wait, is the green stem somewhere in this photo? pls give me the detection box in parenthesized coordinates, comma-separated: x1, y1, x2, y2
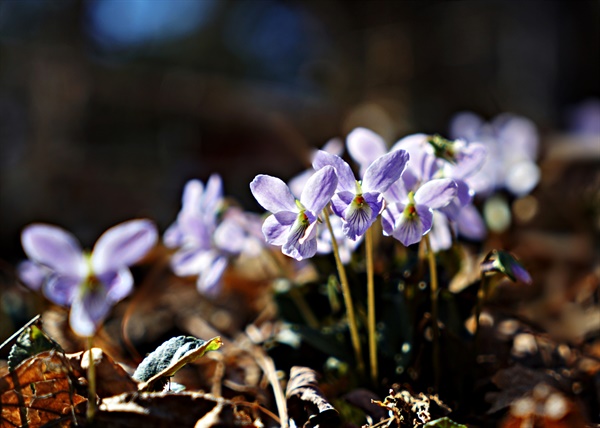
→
(322, 208, 364, 376)
(424, 234, 440, 391)
(366, 227, 377, 385)
(86, 336, 96, 422)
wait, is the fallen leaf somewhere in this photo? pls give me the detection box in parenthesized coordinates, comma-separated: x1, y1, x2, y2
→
(285, 366, 339, 428)
(0, 350, 86, 428)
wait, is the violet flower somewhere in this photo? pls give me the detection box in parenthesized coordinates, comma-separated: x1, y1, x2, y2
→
(20, 220, 158, 336)
(250, 166, 338, 261)
(382, 177, 458, 246)
(313, 149, 409, 240)
(164, 175, 232, 295)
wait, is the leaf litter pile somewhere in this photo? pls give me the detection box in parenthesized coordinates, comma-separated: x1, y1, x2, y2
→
(1, 131, 599, 428)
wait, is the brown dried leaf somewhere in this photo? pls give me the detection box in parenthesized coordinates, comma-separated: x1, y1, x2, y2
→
(285, 366, 338, 428)
(67, 348, 138, 398)
(0, 350, 86, 428)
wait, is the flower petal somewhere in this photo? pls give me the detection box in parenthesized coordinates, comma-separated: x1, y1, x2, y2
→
(21, 224, 86, 277)
(282, 217, 318, 260)
(392, 216, 423, 246)
(17, 261, 47, 291)
(171, 247, 206, 277)
(342, 193, 382, 240)
(262, 214, 293, 246)
(92, 219, 158, 274)
(347, 128, 387, 174)
(214, 218, 246, 254)
(300, 165, 338, 213)
(203, 174, 224, 212)
(428, 211, 453, 253)
(69, 287, 111, 337)
(312, 150, 356, 192)
(414, 178, 457, 209)
(250, 175, 297, 213)
(43, 274, 80, 306)
(330, 192, 353, 217)
(452, 143, 487, 179)
(181, 179, 204, 215)
(362, 149, 409, 193)
(381, 203, 403, 236)
(457, 204, 487, 240)
(98, 268, 134, 303)
(197, 254, 228, 296)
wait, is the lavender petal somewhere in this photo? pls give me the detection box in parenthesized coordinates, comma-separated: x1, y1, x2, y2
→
(347, 128, 387, 174)
(250, 175, 297, 213)
(69, 286, 111, 337)
(313, 150, 356, 192)
(43, 274, 81, 306)
(414, 178, 457, 209)
(98, 268, 134, 303)
(362, 149, 409, 193)
(92, 219, 158, 274)
(21, 224, 86, 277)
(300, 165, 338, 214)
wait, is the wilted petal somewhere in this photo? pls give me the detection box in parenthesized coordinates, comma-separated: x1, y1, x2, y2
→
(362, 150, 409, 193)
(300, 166, 338, 213)
(69, 286, 111, 337)
(92, 219, 158, 274)
(21, 224, 86, 277)
(250, 175, 297, 213)
(98, 268, 134, 303)
(414, 178, 457, 209)
(17, 261, 47, 291)
(347, 128, 387, 173)
(197, 254, 228, 296)
(43, 274, 80, 306)
(263, 214, 293, 246)
(313, 150, 356, 192)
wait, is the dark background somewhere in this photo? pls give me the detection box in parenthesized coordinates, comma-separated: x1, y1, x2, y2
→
(1, 0, 598, 263)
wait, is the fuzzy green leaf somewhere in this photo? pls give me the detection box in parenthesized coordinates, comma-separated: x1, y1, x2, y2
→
(133, 336, 222, 391)
(423, 417, 467, 428)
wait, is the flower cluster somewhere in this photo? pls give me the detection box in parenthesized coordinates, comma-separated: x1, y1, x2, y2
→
(250, 127, 488, 259)
(164, 175, 265, 295)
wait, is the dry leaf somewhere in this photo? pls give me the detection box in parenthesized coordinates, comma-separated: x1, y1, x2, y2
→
(285, 366, 338, 428)
(0, 350, 86, 428)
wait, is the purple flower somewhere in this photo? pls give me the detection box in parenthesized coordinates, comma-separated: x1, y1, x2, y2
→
(250, 166, 338, 261)
(449, 112, 540, 197)
(313, 149, 409, 240)
(165, 176, 234, 295)
(382, 178, 458, 246)
(20, 220, 158, 336)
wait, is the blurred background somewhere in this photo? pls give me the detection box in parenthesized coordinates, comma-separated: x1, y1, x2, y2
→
(0, 0, 598, 262)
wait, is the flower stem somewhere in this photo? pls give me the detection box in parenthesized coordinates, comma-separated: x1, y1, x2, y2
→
(366, 227, 378, 385)
(424, 234, 440, 391)
(322, 208, 364, 376)
(86, 336, 96, 422)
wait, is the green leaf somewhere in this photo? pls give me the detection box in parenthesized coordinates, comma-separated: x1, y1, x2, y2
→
(8, 325, 60, 371)
(423, 417, 467, 428)
(133, 336, 222, 391)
